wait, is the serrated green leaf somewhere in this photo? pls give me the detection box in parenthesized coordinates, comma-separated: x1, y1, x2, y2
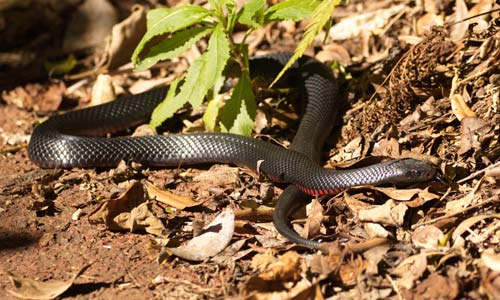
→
(270, 0, 340, 87)
(202, 76, 226, 131)
(132, 5, 211, 65)
(135, 26, 213, 71)
(174, 23, 230, 108)
(264, 0, 320, 22)
(219, 72, 255, 136)
(238, 0, 265, 28)
(149, 79, 181, 129)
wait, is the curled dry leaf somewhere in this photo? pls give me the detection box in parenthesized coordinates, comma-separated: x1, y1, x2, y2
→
(371, 186, 439, 202)
(364, 222, 390, 239)
(104, 4, 147, 69)
(403, 272, 460, 300)
(458, 117, 493, 156)
(481, 249, 500, 272)
(411, 225, 446, 250)
(193, 164, 240, 185)
(89, 181, 167, 236)
(243, 251, 303, 296)
(302, 198, 324, 239)
(146, 183, 202, 210)
(449, 0, 469, 41)
(5, 265, 89, 300)
(452, 213, 500, 244)
(90, 74, 115, 106)
(168, 208, 234, 261)
(358, 200, 407, 227)
(451, 94, 476, 121)
(392, 253, 427, 289)
(62, 0, 118, 52)
(363, 244, 391, 275)
(328, 4, 405, 40)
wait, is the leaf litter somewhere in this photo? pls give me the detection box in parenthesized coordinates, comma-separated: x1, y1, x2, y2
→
(0, 1, 499, 299)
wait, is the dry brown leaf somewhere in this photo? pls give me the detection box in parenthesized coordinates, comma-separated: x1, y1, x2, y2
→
(259, 251, 301, 282)
(89, 181, 145, 229)
(372, 138, 400, 158)
(450, 0, 469, 41)
(89, 181, 167, 236)
(193, 164, 240, 185)
(104, 4, 147, 69)
(90, 74, 115, 106)
(146, 183, 201, 210)
(482, 249, 500, 272)
(458, 117, 493, 155)
(358, 200, 407, 227)
(328, 4, 405, 40)
(451, 94, 476, 121)
(243, 251, 303, 297)
(416, 12, 444, 35)
(337, 256, 367, 286)
(302, 199, 324, 239)
(452, 213, 500, 243)
(411, 225, 446, 250)
(364, 223, 389, 239)
(393, 253, 427, 289)
(371, 186, 439, 202)
(167, 208, 234, 261)
(482, 272, 500, 300)
(62, 0, 118, 52)
(403, 272, 460, 300)
(363, 245, 391, 275)
(5, 265, 89, 300)
(343, 192, 372, 214)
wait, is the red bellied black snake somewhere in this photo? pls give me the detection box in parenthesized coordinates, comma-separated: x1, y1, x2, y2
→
(28, 53, 436, 248)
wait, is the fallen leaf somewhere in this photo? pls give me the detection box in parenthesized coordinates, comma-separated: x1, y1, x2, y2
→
(146, 183, 202, 210)
(371, 186, 439, 202)
(358, 200, 407, 227)
(90, 74, 115, 106)
(104, 4, 147, 69)
(243, 251, 302, 296)
(451, 94, 476, 121)
(458, 117, 493, 155)
(482, 249, 500, 272)
(193, 164, 240, 185)
(416, 12, 444, 35)
(411, 225, 446, 250)
(5, 265, 89, 300)
(364, 222, 389, 239)
(449, 0, 469, 41)
(363, 244, 391, 275)
(392, 253, 427, 289)
(168, 208, 234, 261)
(303, 198, 324, 239)
(328, 4, 405, 40)
(402, 272, 460, 300)
(452, 213, 500, 243)
(62, 0, 119, 52)
(89, 181, 167, 236)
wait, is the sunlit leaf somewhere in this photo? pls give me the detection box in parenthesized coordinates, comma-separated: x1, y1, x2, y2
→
(220, 71, 255, 136)
(132, 5, 211, 65)
(135, 26, 213, 71)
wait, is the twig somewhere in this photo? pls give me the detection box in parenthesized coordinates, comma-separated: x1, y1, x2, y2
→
(457, 161, 500, 184)
(411, 195, 500, 229)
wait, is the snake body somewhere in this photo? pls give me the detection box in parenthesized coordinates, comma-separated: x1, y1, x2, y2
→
(28, 53, 435, 248)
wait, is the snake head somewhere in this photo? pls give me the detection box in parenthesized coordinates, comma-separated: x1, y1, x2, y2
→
(395, 158, 437, 182)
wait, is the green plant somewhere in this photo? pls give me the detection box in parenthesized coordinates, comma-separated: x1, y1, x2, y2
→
(132, 0, 341, 136)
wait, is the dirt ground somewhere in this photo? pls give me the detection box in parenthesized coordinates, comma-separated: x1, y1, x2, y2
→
(1, 1, 499, 299)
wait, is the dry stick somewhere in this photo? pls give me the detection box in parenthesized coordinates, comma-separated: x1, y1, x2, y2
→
(456, 160, 500, 184)
(411, 195, 500, 229)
